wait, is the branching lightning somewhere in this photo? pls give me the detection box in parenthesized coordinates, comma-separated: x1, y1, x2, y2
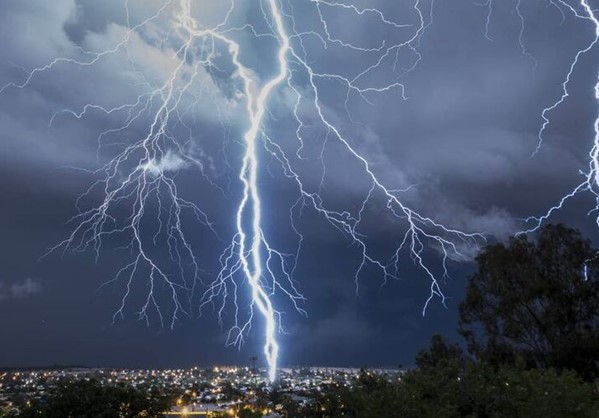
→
(4, 0, 597, 383)
(195, 0, 483, 381)
(522, 0, 599, 233)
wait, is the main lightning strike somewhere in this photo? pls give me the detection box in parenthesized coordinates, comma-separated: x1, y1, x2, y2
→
(205, 0, 484, 381)
(223, 0, 291, 382)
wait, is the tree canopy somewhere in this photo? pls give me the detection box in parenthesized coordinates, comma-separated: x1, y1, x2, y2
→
(458, 224, 599, 380)
(294, 363, 598, 418)
(17, 380, 171, 418)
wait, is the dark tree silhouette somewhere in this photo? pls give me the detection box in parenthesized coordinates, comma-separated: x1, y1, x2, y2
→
(18, 379, 172, 418)
(415, 334, 466, 370)
(459, 224, 599, 380)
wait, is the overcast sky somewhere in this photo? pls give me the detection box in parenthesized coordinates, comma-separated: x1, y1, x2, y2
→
(0, 0, 598, 370)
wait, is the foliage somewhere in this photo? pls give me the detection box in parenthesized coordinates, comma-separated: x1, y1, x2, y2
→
(237, 407, 262, 418)
(282, 225, 599, 417)
(400, 360, 598, 418)
(459, 224, 599, 380)
(289, 363, 598, 418)
(415, 334, 467, 370)
(17, 379, 172, 418)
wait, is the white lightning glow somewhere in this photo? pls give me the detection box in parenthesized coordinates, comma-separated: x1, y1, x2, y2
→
(228, 0, 290, 382)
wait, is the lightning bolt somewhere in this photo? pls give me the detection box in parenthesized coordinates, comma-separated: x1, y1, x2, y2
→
(200, 0, 483, 382)
(220, 0, 291, 382)
(522, 0, 599, 233)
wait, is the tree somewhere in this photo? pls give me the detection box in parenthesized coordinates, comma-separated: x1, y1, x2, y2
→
(297, 370, 405, 418)
(237, 407, 262, 418)
(397, 360, 598, 418)
(295, 361, 598, 418)
(459, 224, 599, 380)
(415, 334, 467, 370)
(19, 379, 172, 418)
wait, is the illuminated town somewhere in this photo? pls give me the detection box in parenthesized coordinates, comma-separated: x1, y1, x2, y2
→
(0, 366, 401, 417)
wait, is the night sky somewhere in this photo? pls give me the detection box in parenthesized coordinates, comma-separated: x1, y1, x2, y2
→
(0, 0, 598, 371)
